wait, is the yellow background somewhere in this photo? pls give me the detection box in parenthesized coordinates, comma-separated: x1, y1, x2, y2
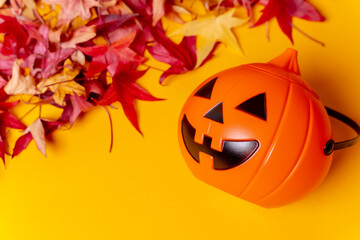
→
(1, 1, 360, 239)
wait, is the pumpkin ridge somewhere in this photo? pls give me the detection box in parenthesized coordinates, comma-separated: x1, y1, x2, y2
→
(254, 86, 313, 204)
(239, 79, 292, 197)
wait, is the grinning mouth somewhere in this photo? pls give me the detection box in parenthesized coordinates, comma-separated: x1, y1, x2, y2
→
(181, 115, 259, 170)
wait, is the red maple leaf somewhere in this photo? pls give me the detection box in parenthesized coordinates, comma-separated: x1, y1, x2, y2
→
(69, 93, 94, 126)
(97, 68, 162, 133)
(12, 132, 32, 158)
(253, 0, 325, 42)
(0, 49, 16, 76)
(0, 15, 35, 76)
(23, 24, 75, 79)
(86, 14, 137, 35)
(147, 33, 196, 83)
(0, 101, 26, 161)
(147, 24, 218, 83)
(77, 30, 145, 77)
(0, 15, 29, 57)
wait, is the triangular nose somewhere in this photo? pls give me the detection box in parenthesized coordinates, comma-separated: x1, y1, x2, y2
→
(204, 102, 223, 123)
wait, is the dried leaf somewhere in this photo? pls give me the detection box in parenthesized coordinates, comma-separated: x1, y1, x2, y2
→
(14, 118, 46, 157)
(71, 50, 86, 65)
(153, 0, 165, 26)
(37, 59, 85, 106)
(61, 25, 96, 49)
(4, 59, 37, 95)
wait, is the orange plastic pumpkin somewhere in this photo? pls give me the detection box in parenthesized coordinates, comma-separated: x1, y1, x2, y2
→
(178, 49, 335, 208)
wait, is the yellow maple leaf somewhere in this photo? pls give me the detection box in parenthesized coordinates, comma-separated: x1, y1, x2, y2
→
(172, 9, 247, 67)
(37, 59, 85, 106)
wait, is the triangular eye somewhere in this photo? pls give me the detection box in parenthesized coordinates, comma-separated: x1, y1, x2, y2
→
(194, 77, 217, 99)
(236, 93, 267, 121)
(204, 102, 224, 124)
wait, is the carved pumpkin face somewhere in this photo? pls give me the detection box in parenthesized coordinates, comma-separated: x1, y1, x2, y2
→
(178, 49, 333, 208)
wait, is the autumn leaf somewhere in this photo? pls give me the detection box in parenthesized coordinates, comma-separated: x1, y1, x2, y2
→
(71, 50, 86, 65)
(17, 118, 46, 157)
(61, 25, 97, 49)
(148, 35, 197, 83)
(22, 24, 76, 79)
(242, 0, 258, 20)
(77, 30, 145, 77)
(9, 0, 37, 19)
(24, 48, 75, 79)
(122, 0, 187, 25)
(0, 76, 6, 88)
(36, 2, 62, 28)
(37, 59, 86, 106)
(69, 93, 94, 126)
(12, 119, 61, 157)
(0, 15, 29, 57)
(97, 68, 162, 133)
(43, 0, 100, 25)
(253, 0, 325, 42)
(0, 50, 16, 76)
(86, 14, 137, 34)
(4, 59, 37, 95)
(172, 9, 246, 67)
(121, 0, 151, 21)
(12, 132, 32, 158)
(12, 118, 52, 157)
(152, 0, 165, 26)
(0, 100, 26, 161)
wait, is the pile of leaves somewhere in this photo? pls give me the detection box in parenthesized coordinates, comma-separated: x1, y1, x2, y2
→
(0, 0, 325, 162)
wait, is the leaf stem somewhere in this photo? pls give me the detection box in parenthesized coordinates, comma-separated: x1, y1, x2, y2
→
(18, 104, 39, 121)
(291, 23, 325, 47)
(43, 79, 79, 87)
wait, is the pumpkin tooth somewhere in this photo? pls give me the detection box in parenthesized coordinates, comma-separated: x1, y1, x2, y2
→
(194, 130, 204, 144)
(211, 137, 223, 152)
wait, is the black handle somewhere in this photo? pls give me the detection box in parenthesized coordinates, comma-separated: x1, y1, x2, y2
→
(325, 107, 360, 153)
